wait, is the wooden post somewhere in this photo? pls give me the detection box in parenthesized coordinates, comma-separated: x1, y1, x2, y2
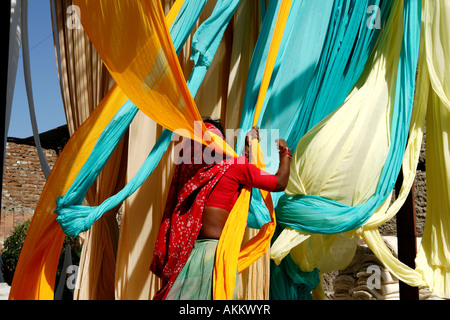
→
(395, 171, 419, 300)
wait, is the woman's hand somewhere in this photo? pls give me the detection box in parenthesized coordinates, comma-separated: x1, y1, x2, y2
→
(246, 126, 260, 145)
(275, 138, 288, 150)
(273, 138, 291, 192)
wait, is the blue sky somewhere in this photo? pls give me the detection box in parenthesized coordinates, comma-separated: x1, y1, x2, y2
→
(9, 0, 67, 138)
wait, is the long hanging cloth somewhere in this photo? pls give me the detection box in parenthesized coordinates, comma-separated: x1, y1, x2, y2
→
(54, 0, 217, 238)
(21, 0, 51, 178)
(270, 0, 424, 298)
(413, 0, 450, 299)
(272, 0, 414, 238)
(238, 0, 392, 230)
(9, 84, 129, 300)
(225, 0, 392, 299)
(71, 0, 286, 300)
(238, 0, 392, 299)
(55, 0, 241, 243)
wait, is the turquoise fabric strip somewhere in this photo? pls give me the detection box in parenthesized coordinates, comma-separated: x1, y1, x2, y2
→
(169, 0, 207, 55)
(187, 0, 241, 96)
(238, 0, 333, 228)
(275, 0, 421, 235)
(284, 0, 393, 147)
(55, 114, 171, 237)
(270, 0, 421, 300)
(55, 0, 242, 238)
(270, 243, 320, 300)
(245, 0, 390, 229)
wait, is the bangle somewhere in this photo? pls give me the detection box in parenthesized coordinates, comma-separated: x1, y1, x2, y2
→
(279, 146, 291, 154)
(279, 147, 292, 160)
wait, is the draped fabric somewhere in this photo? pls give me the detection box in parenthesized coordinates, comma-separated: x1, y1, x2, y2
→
(170, 0, 272, 300)
(9, 84, 129, 299)
(226, 0, 271, 300)
(222, 0, 396, 299)
(50, 1, 201, 298)
(50, 0, 199, 300)
(224, 0, 263, 132)
(12, 3, 180, 298)
(10, 0, 450, 301)
(414, 0, 450, 299)
(50, 0, 122, 300)
(50, 0, 115, 134)
(191, 0, 233, 122)
(9, 0, 269, 300)
(114, 0, 177, 300)
(3, 0, 20, 203)
(269, 0, 422, 299)
(115, 113, 173, 299)
(241, 0, 392, 230)
(214, 0, 293, 298)
(69, 0, 278, 300)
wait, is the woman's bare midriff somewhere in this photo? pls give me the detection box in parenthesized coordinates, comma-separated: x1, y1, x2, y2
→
(197, 206, 230, 239)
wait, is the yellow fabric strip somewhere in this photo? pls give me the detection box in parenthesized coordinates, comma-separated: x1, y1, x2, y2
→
(237, 0, 293, 271)
(165, 0, 185, 28)
(415, 0, 450, 298)
(237, 141, 276, 271)
(252, 0, 292, 126)
(213, 0, 292, 299)
(270, 0, 422, 290)
(357, 23, 428, 287)
(238, 0, 293, 269)
(361, 0, 450, 298)
(9, 85, 129, 299)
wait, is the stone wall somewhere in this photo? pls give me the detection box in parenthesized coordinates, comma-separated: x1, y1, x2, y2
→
(1, 139, 58, 248)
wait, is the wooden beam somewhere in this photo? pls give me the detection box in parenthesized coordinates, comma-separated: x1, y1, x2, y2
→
(395, 170, 419, 300)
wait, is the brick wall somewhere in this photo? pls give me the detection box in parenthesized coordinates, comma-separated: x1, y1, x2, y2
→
(1, 140, 58, 248)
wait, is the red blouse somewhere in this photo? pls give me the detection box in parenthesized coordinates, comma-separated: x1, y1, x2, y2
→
(205, 156, 278, 211)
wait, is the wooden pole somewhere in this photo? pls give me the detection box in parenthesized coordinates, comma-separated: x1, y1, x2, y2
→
(395, 170, 419, 300)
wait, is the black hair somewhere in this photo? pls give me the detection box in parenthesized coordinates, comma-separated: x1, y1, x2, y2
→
(203, 117, 225, 137)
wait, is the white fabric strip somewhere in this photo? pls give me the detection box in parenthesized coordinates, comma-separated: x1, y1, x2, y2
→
(21, 0, 51, 178)
(4, 0, 22, 172)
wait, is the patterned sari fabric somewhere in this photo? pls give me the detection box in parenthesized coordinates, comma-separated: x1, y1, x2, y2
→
(150, 123, 233, 300)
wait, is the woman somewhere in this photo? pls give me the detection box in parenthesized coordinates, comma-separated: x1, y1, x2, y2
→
(150, 120, 292, 300)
